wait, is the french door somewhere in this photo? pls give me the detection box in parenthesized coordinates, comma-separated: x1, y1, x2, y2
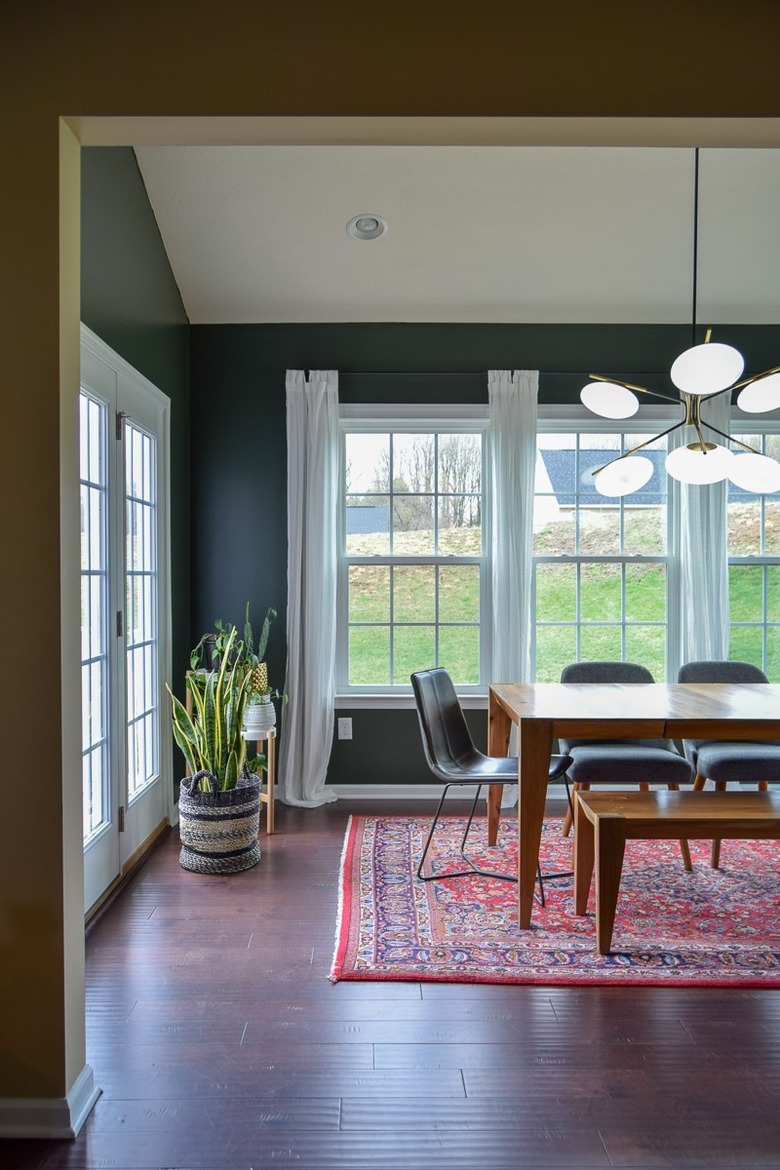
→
(80, 326, 171, 912)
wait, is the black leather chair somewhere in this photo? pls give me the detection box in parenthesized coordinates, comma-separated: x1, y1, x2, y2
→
(678, 659, 780, 866)
(411, 668, 573, 903)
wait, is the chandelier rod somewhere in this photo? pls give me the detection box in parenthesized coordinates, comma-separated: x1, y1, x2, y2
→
(591, 418, 688, 476)
(697, 421, 759, 454)
(587, 372, 682, 406)
(691, 147, 700, 348)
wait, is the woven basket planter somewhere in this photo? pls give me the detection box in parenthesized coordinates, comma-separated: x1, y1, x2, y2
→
(178, 770, 261, 874)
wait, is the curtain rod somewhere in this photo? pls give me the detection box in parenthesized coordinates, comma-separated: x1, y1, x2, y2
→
(340, 370, 666, 378)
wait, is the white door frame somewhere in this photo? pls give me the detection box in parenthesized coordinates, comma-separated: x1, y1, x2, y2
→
(80, 324, 173, 911)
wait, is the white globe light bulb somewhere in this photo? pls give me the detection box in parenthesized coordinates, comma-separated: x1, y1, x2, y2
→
(580, 382, 639, 419)
(737, 372, 780, 415)
(728, 452, 780, 494)
(665, 443, 733, 485)
(670, 342, 744, 396)
(593, 455, 654, 497)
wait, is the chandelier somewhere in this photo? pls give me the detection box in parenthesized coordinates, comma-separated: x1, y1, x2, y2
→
(581, 149, 780, 498)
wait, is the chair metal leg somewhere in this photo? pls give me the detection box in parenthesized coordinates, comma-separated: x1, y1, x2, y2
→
(417, 785, 483, 881)
(533, 781, 577, 907)
(417, 779, 574, 906)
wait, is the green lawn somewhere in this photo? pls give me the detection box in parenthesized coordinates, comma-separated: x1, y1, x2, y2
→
(346, 521, 779, 683)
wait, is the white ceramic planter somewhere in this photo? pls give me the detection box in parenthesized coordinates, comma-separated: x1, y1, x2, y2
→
(242, 698, 276, 738)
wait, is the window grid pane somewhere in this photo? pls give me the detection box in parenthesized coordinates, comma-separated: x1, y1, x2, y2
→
(124, 420, 160, 796)
(343, 429, 484, 687)
(80, 391, 110, 841)
(728, 433, 780, 680)
(534, 430, 669, 683)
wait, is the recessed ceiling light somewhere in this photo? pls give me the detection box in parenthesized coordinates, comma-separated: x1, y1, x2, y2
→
(346, 214, 388, 241)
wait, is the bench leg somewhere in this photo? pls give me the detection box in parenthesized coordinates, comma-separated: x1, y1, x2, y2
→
(573, 796, 595, 916)
(595, 816, 627, 956)
(563, 781, 588, 837)
(667, 784, 692, 871)
(711, 781, 727, 868)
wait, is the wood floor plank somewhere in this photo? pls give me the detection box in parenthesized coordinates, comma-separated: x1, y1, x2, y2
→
(5, 799, 780, 1170)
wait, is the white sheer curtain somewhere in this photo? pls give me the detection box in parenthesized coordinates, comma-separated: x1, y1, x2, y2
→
(489, 370, 539, 685)
(279, 370, 339, 807)
(670, 392, 731, 665)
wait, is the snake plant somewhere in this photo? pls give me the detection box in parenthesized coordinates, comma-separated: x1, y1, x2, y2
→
(167, 626, 251, 791)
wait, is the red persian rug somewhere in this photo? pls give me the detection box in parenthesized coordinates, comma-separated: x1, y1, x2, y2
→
(330, 814, 780, 987)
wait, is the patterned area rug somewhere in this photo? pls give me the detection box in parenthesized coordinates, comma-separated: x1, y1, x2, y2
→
(331, 814, 780, 987)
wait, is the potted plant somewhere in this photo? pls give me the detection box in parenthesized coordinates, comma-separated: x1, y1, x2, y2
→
(167, 625, 263, 874)
(241, 603, 285, 736)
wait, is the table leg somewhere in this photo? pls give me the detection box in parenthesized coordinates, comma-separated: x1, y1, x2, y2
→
(486, 785, 503, 846)
(595, 815, 626, 955)
(573, 796, 594, 916)
(517, 717, 553, 929)
(265, 731, 276, 835)
(487, 693, 512, 847)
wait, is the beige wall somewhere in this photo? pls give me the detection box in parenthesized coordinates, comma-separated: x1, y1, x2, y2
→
(2, 0, 780, 1109)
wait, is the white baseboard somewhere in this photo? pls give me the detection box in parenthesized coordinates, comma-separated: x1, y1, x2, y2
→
(330, 783, 451, 799)
(0, 1064, 101, 1138)
(329, 784, 570, 807)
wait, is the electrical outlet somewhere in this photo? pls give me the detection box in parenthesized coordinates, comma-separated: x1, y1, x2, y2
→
(337, 717, 353, 740)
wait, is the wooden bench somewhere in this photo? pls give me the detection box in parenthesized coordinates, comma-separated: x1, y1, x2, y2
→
(573, 789, 780, 955)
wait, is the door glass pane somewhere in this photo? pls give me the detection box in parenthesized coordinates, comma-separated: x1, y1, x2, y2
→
(80, 392, 109, 841)
(124, 420, 159, 799)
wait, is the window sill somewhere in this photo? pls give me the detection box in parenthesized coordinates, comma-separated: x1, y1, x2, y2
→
(334, 693, 488, 710)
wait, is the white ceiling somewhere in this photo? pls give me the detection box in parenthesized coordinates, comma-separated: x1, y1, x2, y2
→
(134, 145, 780, 326)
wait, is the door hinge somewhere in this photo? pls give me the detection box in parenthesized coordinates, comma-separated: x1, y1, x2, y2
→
(116, 610, 123, 637)
(118, 805, 125, 833)
(116, 410, 129, 440)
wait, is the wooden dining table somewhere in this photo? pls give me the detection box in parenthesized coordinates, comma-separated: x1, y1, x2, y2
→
(487, 681, 780, 929)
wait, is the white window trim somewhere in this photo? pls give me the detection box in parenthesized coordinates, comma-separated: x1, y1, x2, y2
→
(535, 405, 677, 679)
(337, 404, 491, 700)
(335, 401, 780, 704)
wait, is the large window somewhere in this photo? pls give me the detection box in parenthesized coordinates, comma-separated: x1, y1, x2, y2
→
(338, 419, 488, 692)
(728, 431, 780, 679)
(533, 428, 670, 682)
(338, 407, 780, 694)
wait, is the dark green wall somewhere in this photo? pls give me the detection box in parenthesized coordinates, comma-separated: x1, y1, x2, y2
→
(79, 144, 780, 790)
(81, 147, 191, 688)
(189, 321, 780, 786)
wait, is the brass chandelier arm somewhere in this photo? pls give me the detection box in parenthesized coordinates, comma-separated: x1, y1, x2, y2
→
(700, 421, 760, 455)
(691, 417, 708, 451)
(730, 364, 780, 393)
(588, 373, 682, 406)
(590, 419, 687, 477)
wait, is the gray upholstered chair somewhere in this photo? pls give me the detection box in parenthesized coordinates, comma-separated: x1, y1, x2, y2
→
(678, 659, 780, 866)
(559, 660, 694, 869)
(411, 667, 573, 904)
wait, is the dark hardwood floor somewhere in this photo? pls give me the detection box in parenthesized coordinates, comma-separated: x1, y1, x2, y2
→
(5, 798, 780, 1169)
